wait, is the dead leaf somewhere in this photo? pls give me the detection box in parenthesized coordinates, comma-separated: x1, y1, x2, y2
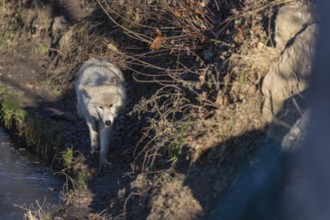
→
(173, 9, 181, 17)
(150, 28, 166, 50)
(107, 43, 119, 52)
(155, 28, 162, 36)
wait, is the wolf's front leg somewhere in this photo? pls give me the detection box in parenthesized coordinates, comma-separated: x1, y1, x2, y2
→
(99, 123, 113, 170)
(86, 119, 99, 156)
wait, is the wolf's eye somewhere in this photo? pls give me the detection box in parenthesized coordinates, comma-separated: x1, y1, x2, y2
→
(109, 104, 114, 107)
(98, 106, 104, 109)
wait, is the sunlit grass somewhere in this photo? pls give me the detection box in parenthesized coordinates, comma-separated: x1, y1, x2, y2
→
(36, 43, 48, 54)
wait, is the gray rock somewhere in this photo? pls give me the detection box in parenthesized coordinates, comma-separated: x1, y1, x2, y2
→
(262, 23, 318, 122)
(275, 4, 315, 52)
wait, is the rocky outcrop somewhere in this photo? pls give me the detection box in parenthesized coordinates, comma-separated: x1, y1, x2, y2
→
(262, 3, 317, 124)
(275, 4, 315, 52)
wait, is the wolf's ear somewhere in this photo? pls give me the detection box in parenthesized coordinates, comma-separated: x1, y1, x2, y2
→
(109, 78, 118, 85)
(84, 86, 93, 95)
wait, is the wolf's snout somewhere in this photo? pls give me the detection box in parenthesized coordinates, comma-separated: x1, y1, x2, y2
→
(105, 120, 111, 126)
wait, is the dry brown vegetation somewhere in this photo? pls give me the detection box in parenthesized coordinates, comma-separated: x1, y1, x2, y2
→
(94, 0, 293, 169)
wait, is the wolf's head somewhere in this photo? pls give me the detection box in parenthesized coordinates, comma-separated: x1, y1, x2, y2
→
(84, 80, 124, 127)
(95, 101, 117, 126)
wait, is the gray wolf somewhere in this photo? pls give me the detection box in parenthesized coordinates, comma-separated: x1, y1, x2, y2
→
(75, 58, 126, 170)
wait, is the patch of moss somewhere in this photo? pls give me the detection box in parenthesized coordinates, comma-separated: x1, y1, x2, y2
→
(76, 172, 89, 189)
(0, 83, 65, 162)
(62, 147, 74, 168)
(36, 43, 48, 54)
(0, 95, 27, 129)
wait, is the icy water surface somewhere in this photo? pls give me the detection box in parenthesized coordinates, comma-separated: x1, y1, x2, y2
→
(0, 128, 63, 219)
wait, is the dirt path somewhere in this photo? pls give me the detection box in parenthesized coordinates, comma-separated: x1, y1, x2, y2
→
(0, 44, 56, 107)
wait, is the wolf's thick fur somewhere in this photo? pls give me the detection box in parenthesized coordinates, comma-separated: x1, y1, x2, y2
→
(75, 58, 126, 169)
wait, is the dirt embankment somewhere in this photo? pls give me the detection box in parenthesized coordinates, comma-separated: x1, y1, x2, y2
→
(0, 0, 308, 219)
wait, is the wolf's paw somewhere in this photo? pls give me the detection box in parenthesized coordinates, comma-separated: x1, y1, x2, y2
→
(97, 159, 113, 174)
(90, 148, 99, 157)
(100, 159, 113, 169)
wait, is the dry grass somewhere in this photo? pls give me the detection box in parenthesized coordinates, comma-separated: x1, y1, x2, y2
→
(147, 173, 202, 220)
(94, 0, 293, 172)
(14, 199, 59, 220)
(96, 0, 240, 169)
